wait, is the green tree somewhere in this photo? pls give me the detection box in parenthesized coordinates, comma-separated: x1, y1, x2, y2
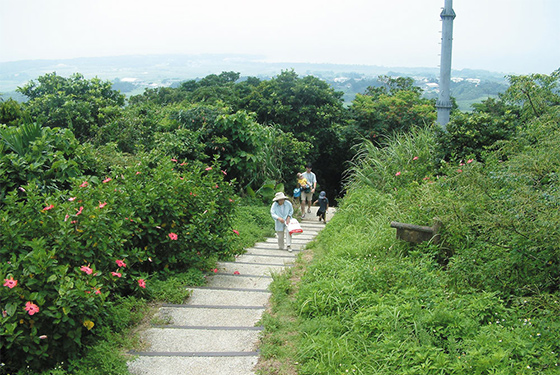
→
(0, 98, 24, 126)
(245, 70, 346, 199)
(17, 73, 125, 141)
(348, 89, 436, 147)
(502, 69, 560, 120)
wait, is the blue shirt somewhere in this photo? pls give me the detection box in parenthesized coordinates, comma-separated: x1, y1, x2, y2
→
(270, 200, 294, 231)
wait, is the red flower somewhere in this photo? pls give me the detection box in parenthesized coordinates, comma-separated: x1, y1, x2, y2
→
(233, 271, 240, 275)
(205, 167, 212, 171)
(43, 204, 55, 211)
(98, 202, 107, 209)
(467, 159, 474, 164)
(24, 301, 40, 316)
(395, 172, 401, 176)
(213, 268, 218, 273)
(111, 272, 122, 278)
(116, 259, 127, 268)
(138, 279, 146, 289)
(3, 277, 17, 289)
(233, 229, 239, 235)
(94, 288, 101, 295)
(136, 171, 141, 175)
(80, 266, 93, 275)
(413, 156, 419, 161)
(76, 206, 84, 216)
(168, 232, 178, 240)
(171, 158, 178, 162)
(222, 170, 227, 175)
(103, 177, 112, 183)
(79, 181, 89, 188)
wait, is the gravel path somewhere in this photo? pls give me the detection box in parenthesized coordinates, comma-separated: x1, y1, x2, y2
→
(127, 206, 332, 375)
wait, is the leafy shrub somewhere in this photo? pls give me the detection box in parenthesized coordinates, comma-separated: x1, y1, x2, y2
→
(0, 123, 103, 200)
(0, 153, 237, 371)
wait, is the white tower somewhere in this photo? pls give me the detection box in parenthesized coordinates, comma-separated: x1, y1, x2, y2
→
(436, 0, 456, 129)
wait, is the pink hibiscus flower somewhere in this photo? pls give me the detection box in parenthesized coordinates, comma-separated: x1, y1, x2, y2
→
(115, 259, 127, 268)
(111, 272, 122, 278)
(3, 277, 17, 289)
(98, 202, 107, 209)
(80, 266, 93, 275)
(43, 204, 54, 211)
(168, 232, 178, 240)
(24, 301, 40, 316)
(102, 177, 112, 183)
(233, 229, 239, 235)
(138, 279, 146, 289)
(79, 181, 89, 188)
(395, 171, 401, 176)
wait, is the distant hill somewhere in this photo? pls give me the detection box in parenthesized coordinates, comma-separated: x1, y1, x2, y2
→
(0, 54, 509, 110)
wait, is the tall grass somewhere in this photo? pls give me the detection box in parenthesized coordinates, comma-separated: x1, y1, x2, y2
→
(260, 120, 560, 374)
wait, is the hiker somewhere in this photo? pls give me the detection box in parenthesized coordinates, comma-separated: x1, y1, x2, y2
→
(270, 192, 294, 251)
(300, 163, 317, 218)
(313, 191, 329, 222)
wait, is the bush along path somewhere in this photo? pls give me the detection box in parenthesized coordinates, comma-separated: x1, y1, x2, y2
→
(127, 206, 329, 375)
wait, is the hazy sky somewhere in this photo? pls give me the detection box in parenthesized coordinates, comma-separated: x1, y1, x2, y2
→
(1, 0, 558, 74)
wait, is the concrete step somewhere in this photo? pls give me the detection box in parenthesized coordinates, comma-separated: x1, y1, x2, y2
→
(187, 288, 271, 307)
(215, 262, 289, 276)
(243, 247, 299, 257)
(263, 237, 315, 246)
(157, 306, 264, 327)
(128, 355, 258, 375)
(235, 254, 295, 265)
(204, 274, 273, 290)
(138, 327, 260, 353)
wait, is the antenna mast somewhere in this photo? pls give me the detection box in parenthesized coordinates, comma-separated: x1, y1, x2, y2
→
(436, 0, 456, 129)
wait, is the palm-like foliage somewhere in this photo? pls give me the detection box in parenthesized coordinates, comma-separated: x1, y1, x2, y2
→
(0, 121, 43, 156)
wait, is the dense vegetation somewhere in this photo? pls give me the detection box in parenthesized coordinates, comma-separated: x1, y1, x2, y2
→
(259, 69, 560, 374)
(1, 67, 558, 373)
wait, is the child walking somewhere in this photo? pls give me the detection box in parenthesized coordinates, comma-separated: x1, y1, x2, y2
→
(313, 191, 329, 223)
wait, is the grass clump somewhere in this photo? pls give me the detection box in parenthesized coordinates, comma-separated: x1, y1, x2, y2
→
(261, 122, 560, 374)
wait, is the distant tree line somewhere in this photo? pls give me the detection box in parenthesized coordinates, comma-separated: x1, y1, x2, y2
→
(2, 68, 558, 202)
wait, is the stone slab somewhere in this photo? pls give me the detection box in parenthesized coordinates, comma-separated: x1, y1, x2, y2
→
(139, 328, 260, 352)
(205, 274, 273, 290)
(235, 254, 295, 265)
(243, 248, 298, 257)
(187, 288, 271, 307)
(128, 355, 258, 375)
(157, 306, 264, 327)
(215, 262, 288, 276)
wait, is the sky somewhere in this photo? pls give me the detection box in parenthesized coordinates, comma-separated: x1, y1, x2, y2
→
(1, 0, 559, 74)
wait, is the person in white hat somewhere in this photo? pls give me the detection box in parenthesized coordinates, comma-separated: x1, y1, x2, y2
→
(270, 192, 294, 251)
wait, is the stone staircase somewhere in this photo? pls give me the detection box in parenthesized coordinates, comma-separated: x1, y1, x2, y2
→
(127, 207, 329, 375)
